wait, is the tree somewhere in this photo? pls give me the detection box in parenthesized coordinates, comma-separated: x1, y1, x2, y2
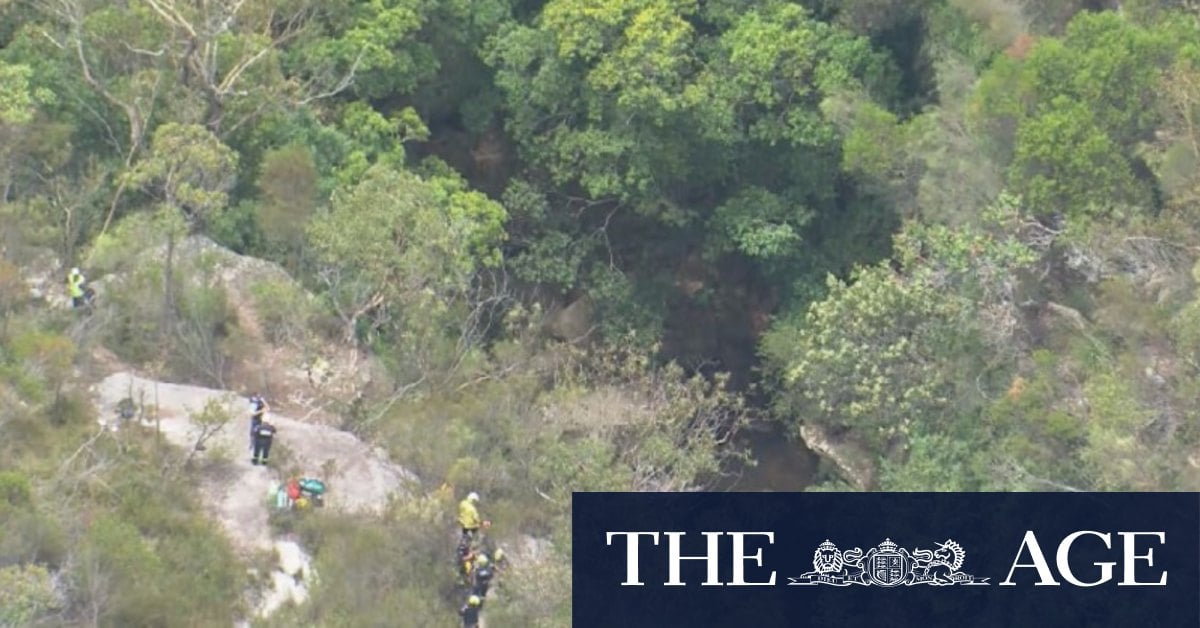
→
(763, 196, 1038, 452)
(487, 0, 895, 220)
(126, 123, 237, 333)
(256, 142, 319, 257)
(1009, 97, 1143, 216)
(127, 123, 238, 227)
(1148, 38, 1200, 213)
(970, 10, 1188, 216)
(306, 165, 507, 350)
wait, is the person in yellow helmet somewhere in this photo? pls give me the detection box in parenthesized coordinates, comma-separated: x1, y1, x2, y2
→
(492, 547, 509, 573)
(459, 594, 483, 628)
(458, 492, 482, 539)
(67, 267, 86, 308)
(471, 553, 494, 598)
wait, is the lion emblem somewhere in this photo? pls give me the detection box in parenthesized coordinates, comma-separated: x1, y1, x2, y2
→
(812, 539, 843, 574)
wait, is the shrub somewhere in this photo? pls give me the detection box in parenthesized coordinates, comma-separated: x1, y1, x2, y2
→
(0, 563, 60, 626)
(268, 509, 453, 627)
(0, 470, 32, 508)
(103, 261, 241, 387)
(249, 278, 314, 346)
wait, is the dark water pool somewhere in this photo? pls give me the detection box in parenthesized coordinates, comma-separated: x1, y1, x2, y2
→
(715, 421, 820, 492)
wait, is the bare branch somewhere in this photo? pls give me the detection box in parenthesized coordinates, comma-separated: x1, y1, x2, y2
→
(140, 0, 198, 39)
(297, 49, 366, 106)
(122, 41, 167, 57)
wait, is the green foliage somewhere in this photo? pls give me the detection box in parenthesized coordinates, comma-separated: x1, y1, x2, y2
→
(102, 254, 241, 386)
(207, 199, 268, 254)
(0, 563, 60, 626)
(487, 0, 896, 222)
(708, 187, 811, 260)
(127, 123, 239, 227)
(288, 0, 434, 100)
(586, 266, 666, 343)
(769, 265, 955, 447)
(766, 196, 1039, 467)
(307, 164, 507, 347)
(879, 431, 986, 491)
(257, 143, 319, 249)
(0, 61, 42, 124)
(510, 230, 595, 292)
(5, 2, 1200, 624)
(1080, 371, 1158, 490)
(970, 10, 1190, 217)
(837, 99, 910, 179)
(1009, 97, 1144, 216)
(75, 516, 175, 627)
(0, 470, 31, 508)
(86, 212, 162, 274)
(310, 165, 506, 293)
(250, 277, 316, 346)
(266, 508, 451, 626)
(0, 468, 31, 509)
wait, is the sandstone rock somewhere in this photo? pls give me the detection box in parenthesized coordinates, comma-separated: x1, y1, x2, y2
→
(798, 424, 877, 490)
(544, 295, 594, 342)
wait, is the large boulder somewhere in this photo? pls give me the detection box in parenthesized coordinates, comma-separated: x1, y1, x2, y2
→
(798, 424, 877, 490)
(544, 296, 593, 342)
(107, 236, 374, 424)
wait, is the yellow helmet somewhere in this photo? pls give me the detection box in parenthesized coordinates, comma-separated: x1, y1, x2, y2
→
(475, 554, 489, 567)
(467, 595, 482, 606)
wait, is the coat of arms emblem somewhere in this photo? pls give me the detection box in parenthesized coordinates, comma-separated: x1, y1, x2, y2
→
(789, 538, 989, 586)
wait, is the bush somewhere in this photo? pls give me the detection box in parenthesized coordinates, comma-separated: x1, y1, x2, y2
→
(85, 212, 162, 275)
(103, 260, 241, 387)
(249, 278, 314, 346)
(71, 493, 245, 627)
(103, 263, 170, 365)
(0, 563, 60, 626)
(267, 509, 454, 627)
(0, 472, 67, 567)
(0, 470, 32, 508)
(0, 507, 67, 567)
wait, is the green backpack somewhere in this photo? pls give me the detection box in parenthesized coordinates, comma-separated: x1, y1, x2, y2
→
(299, 478, 326, 495)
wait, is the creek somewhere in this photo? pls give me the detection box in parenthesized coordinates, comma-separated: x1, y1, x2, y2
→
(717, 420, 821, 491)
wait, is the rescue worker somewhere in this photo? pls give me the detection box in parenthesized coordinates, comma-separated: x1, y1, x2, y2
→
(249, 394, 268, 450)
(458, 492, 482, 541)
(459, 595, 483, 628)
(67, 267, 86, 308)
(492, 547, 509, 574)
(472, 553, 494, 599)
(458, 546, 476, 588)
(251, 420, 276, 466)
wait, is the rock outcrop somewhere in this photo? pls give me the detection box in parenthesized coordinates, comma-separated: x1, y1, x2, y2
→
(798, 424, 877, 490)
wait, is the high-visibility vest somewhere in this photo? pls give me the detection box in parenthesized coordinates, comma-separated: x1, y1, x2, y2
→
(68, 273, 84, 298)
(458, 499, 481, 529)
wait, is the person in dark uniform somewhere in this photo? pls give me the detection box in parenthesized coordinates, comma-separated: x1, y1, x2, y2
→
(459, 595, 482, 628)
(249, 394, 268, 451)
(472, 554, 494, 599)
(252, 421, 276, 466)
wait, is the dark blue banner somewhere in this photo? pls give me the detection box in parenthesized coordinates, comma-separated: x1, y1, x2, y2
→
(572, 492, 1200, 628)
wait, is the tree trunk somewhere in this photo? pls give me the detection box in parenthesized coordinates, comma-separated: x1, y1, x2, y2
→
(162, 231, 176, 336)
